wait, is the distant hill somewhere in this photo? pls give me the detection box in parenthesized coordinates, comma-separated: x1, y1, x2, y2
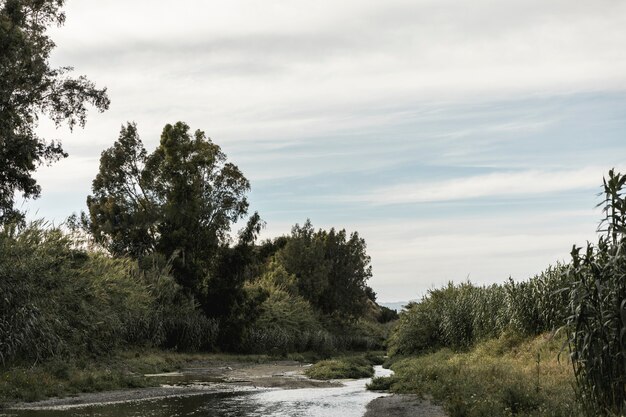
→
(379, 301, 415, 312)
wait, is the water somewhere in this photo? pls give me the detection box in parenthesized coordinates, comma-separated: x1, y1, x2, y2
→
(2, 366, 392, 417)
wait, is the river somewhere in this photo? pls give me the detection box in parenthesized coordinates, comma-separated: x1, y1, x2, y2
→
(2, 366, 393, 417)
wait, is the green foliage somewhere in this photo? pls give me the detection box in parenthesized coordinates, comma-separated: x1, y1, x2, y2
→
(366, 374, 395, 391)
(0, 222, 219, 366)
(566, 169, 626, 416)
(0, 360, 153, 404)
(84, 123, 156, 257)
(238, 262, 321, 354)
(0, 222, 119, 363)
(387, 265, 571, 356)
(86, 121, 251, 296)
(0, 0, 109, 223)
(377, 306, 399, 323)
(384, 334, 580, 417)
(304, 355, 375, 380)
(386, 170, 626, 416)
(276, 220, 330, 306)
(275, 219, 372, 319)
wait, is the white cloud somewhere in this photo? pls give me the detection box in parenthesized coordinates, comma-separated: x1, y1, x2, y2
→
(20, 0, 626, 303)
(353, 167, 609, 205)
(42, 0, 626, 148)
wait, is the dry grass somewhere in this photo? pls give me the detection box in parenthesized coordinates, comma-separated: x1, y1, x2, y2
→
(381, 332, 580, 417)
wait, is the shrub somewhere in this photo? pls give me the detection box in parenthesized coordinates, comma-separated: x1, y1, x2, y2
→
(305, 356, 374, 380)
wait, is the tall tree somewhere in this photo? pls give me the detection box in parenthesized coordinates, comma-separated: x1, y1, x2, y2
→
(87, 122, 251, 295)
(276, 220, 373, 319)
(0, 0, 110, 223)
(318, 228, 372, 318)
(86, 123, 156, 257)
(276, 220, 330, 307)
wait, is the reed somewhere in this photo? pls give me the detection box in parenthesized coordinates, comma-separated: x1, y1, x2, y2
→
(566, 169, 626, 416)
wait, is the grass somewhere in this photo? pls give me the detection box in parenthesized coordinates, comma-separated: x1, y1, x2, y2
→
(304, 352, 383, 380)
(376, 332, 580, 417)
(0, 357, 154, 405)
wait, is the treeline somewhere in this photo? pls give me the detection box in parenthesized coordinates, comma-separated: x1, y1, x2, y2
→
(0, 0, 395, 369)
(0, 122, 395, 365)
(388, 169, 626, 416)
(0, 124, 397, 360)
(0, 216, 390, 367)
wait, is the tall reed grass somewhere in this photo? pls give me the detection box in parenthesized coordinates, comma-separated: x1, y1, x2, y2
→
(389, 169, 626, 416)
(388, 265, 570, 356)
(0, 222, 220, 365)
(565, 169, 626, 416)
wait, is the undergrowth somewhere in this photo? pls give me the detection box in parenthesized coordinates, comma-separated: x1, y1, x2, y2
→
(376, 332, 580, 417)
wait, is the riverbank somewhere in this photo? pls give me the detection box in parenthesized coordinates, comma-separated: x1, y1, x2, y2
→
(381, 332, 580, 417)
(6, 358, 339, 411)
(3, 355, 451, 417)
(0, 350, 336, 408)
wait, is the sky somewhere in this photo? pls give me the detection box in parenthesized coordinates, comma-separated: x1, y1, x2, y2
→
(23, 0, 626, 302)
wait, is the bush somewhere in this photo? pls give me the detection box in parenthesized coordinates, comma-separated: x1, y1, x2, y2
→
(367, 375, 396, 390)
(305, 355, 375, 380)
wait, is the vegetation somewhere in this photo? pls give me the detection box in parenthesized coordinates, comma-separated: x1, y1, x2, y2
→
(387, 264, 570, 356)
(383, 169, 626, 416)
(0, 0, 109, 224)
(565, 170, 626, 416)
(0, 120, 389, 402)
(0, 349, 320, 405)
(0, 222, 220, 367)
(381, 333, 579, 417)
(7, 3, 626, 415)
(0, 0, 394, 406)
(304, 353, 382, 380)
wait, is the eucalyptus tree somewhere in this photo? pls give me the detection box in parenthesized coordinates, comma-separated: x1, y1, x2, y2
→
(87, 122, 251, 296)
(0, 0, 109, 223)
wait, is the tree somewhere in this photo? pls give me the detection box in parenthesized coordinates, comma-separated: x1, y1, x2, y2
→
(86, 123, 157, 257)
(0, 0, 110, 223)
(276, 220, 373, 320)
(276, 220, 330, 307)
(318, 227, 372, 318)
(86, 122, 251, 296)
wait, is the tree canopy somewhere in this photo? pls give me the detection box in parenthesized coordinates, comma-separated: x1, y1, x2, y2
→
(276, 220, 373, 319)
(87, 122, 251, 294)
(0, 0, 109, 223)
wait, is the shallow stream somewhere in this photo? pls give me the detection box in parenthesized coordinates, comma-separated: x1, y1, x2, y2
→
(2, 366, 392, 417)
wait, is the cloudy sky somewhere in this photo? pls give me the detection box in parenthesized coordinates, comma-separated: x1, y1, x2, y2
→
(25, 0, 626, 301)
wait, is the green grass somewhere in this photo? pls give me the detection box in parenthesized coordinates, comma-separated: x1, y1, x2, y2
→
(377, 333, 580, 417)
(304, 352, 383, 380)
(0, 358, 153, 405)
